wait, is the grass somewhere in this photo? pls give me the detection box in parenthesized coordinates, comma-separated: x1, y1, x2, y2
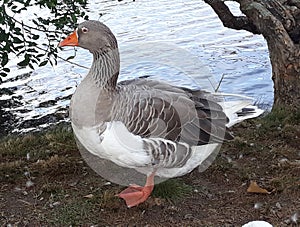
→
(152, 178, 193, 202)
(1, 111, 300, 226)
(0, 123, 78, 184)
(48, 199, 100, 226)
(45, 179, 194, 226)
(0, 123, 194, 225)
(0, 124, 76, 160)
(256, 106, 300, 135)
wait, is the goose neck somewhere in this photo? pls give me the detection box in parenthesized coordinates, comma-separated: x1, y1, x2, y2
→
(88, 49, 120, 89)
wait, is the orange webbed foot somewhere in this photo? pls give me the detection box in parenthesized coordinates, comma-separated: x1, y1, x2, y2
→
(117, 172, 155, 208)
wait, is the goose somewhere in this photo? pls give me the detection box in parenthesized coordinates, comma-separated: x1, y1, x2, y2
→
(59, 20, 263, 208)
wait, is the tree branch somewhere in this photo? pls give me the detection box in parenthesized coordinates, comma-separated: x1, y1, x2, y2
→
(264, 0, 296, 31)
(203, 0, 260, 34)
(239, 0, 295, 53)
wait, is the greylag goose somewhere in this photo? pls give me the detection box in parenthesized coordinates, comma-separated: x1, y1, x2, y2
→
(59, 20, 263, 208)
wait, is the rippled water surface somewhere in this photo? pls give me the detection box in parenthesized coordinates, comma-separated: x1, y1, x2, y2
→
(0, 0, 272, 135)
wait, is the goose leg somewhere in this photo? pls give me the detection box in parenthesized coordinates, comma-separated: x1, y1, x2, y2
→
(117, 171, 155, 208)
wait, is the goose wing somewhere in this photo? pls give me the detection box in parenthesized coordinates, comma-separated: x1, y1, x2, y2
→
(116, 78, 233, 144)
(106, 78, 232, 170)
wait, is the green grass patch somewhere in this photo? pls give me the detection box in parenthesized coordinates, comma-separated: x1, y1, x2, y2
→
(47, 199, 100, 226)
(0, 124, 77, 161)
(0, 124, 78, 183)
(152, 178, 192, 202)
(259, 107, 300, 130)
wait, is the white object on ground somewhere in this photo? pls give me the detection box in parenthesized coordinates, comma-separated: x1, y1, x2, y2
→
(242, 221, 273, 227)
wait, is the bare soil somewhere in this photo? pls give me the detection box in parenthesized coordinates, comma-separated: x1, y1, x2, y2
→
(0, 110, 299, 226)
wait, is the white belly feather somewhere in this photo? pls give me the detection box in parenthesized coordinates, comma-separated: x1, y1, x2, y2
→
(73, 121, 151, 168)
(72, 121, 220, 178)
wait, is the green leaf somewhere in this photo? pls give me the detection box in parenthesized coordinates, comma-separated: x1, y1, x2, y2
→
(14, 27, 22, 34)
(0, 16, 4, 24)
(25, 0, 31, 7)
(66, 55, 75, 61)
(28, 63, 34, 69)
(39, 60, 48, 67)
(1, 53, 8, 67)
(0, 72, 7, 78)
(17, 55, 30, 67)
(11, 5, 18, 12)
(32, 34, 39, 40)
(13, 36, 23, 44)
(36, 54, 45, 58)
(0, 32, 9, 42)
(71, 14, 77, 23)
(17, 60, 29, 67)
(3, 68, 10, 73)
(16, 49, 26, 56)
(27, 48, 38, 53)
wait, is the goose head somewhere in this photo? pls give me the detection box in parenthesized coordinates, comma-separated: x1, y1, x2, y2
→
(59, 20, 118, 54)
(59, 20, 120, 88)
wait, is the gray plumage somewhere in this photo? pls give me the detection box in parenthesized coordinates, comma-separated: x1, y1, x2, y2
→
(66, 20, 263, 178)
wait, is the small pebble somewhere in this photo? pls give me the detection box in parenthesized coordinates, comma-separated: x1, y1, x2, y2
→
(254, 202, 262, 209)
(49, 201, 60, 208)
(83, 194, 94, 198)
(291, 212, 299, 223)
(275, 202, 282, 209)
(69, 182, 77, 187)
(226, 156, 232, 163)
(52, 201, 60, 206)
(14, 187, 22, 192)
(279, 158, 288, 164)
(26, 180, 34, 188)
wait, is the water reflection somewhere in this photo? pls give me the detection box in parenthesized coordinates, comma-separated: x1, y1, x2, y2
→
(0, 0, 273, 137)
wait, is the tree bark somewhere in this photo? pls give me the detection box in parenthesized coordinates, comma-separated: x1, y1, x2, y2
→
(204, 0, 300, 110)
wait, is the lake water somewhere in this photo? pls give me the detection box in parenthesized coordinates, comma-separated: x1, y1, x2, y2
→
(0, 0, 272, 136)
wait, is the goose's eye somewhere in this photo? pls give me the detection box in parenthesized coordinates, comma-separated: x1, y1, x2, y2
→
(82, 27, 89, 33)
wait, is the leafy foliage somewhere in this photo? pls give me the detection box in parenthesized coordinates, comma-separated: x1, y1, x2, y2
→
(0, 0, 89, 81)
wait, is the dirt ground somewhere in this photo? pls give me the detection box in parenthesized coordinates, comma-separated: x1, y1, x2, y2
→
(0, 109, 299, 226)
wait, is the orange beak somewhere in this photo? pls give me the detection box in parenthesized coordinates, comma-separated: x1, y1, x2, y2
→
(59, 31, 79, 47)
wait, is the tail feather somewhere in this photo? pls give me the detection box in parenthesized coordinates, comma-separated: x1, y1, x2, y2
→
(215, 94, 264, 128)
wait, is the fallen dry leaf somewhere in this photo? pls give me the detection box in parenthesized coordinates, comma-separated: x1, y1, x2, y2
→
(247, 181, 273, 194)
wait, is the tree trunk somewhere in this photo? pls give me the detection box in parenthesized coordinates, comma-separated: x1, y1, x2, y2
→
(204, 0, 300, 110)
